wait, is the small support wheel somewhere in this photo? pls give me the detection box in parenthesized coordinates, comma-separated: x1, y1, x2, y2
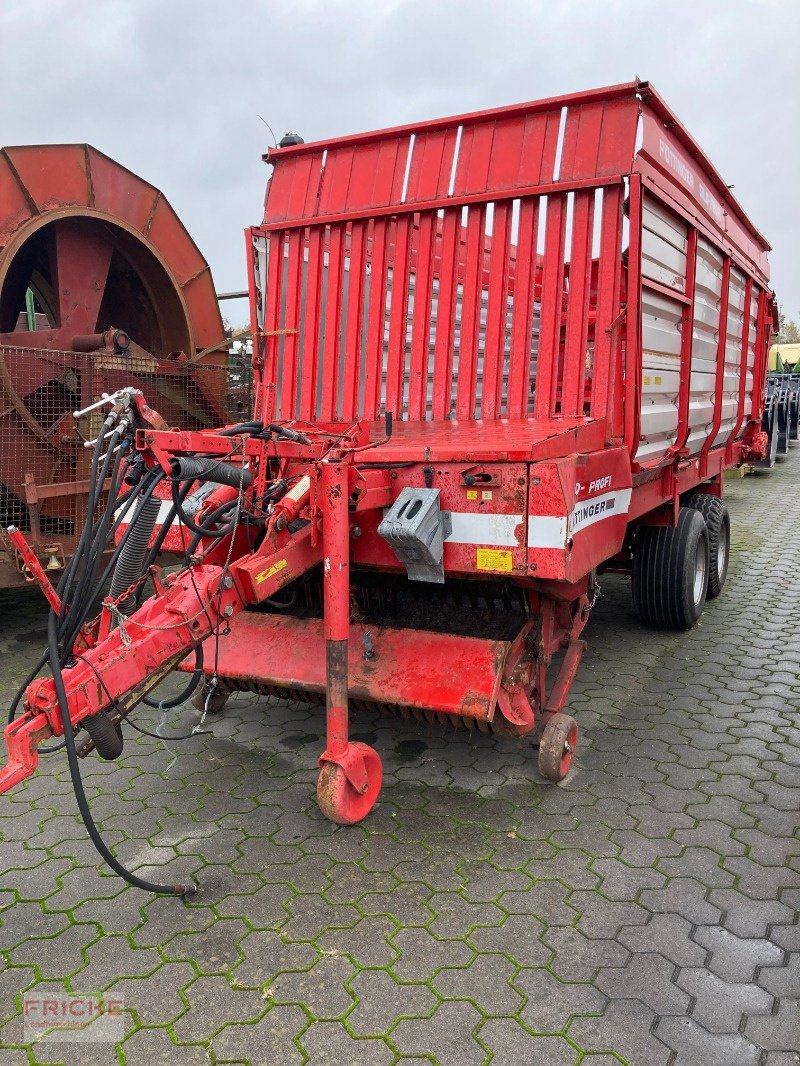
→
(538, 714, 578, 782)
(191, 679, 232, 715)
(317, 742, 383, 825)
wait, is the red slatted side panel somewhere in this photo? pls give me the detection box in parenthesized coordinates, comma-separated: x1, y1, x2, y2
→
(456, 204, 486, 420)
(506, 198, 538, 420)
(408, 213, 435, 420)
(385, 216, 411, 418)
(452, 123, 494, 196)
(591, 186, 624, 425)
(298, 228, 322, 421)
(405, 130, 458, 202)
(278, 229, 304, 419)
(263, 155, 323, 223)
(319, 226, 345, 420)
(481, 201, 512, 420)
(553, 99, 638, 183)
(534, 195, 568, 420)
(431, 209, 459, 420)
(341, 221, 367, 420)
(362, 219, 390, 420)
(260, 231, 284, 421)
(561, 190, 595, 418)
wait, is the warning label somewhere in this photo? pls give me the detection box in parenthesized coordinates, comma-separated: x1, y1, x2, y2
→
(476, 548, 513, 572)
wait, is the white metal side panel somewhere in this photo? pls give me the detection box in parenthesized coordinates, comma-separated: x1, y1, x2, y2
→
(636, 196, 686, 463)
(641, 197, 688, 291)
(686, 238, 724, 454)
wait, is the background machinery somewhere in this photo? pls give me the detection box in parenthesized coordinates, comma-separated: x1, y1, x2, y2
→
(0, 144, 232, 588)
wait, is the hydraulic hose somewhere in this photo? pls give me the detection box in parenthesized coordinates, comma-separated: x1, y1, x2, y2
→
(48, 613, 196, 897)
(108, 494, 161, 614)
(170, 456, 252, 490)
(142, 643, 204, 710)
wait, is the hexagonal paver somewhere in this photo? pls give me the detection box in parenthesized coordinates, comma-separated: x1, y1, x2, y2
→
(2, 448, 800, 1065)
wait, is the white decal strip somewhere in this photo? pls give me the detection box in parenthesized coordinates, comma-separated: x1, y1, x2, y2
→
(567, 488, 632, 536)
(444, 512, 523, 547)
(527, 488, 632, 549)
(527, 515, 568, 549)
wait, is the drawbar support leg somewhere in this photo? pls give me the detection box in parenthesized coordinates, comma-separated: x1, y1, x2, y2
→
(317, 461, 383, 825)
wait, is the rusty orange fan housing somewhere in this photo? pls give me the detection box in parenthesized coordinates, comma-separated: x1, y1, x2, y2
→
(0, 144, 226, 554)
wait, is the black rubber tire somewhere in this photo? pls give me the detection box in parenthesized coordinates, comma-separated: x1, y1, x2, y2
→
(632, 507, 709, 630)
(684, 494, 730, 600)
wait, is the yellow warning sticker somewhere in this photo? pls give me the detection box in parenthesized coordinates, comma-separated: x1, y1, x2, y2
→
(466, 489, 478, 500)
(476, 548, 513, 572)
(255, 558, 288, 585)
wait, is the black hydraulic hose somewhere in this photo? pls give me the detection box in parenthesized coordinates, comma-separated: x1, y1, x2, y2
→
(170, 479, 236, 540)
(92, 470, 165, 601)
(170, 456, 252, 489)
(185, 500, 241, 555)
(142, 643, 204, 709)
(108, 494, 161, 614)
(48, 613, 196, 896)
(218, 420, 263, 436)
(140, 479, 195, 575)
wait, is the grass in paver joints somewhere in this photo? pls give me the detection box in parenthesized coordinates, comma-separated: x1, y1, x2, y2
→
(1, 456, 800, 1065)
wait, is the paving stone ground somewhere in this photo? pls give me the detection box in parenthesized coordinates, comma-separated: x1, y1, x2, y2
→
(0, 452, 799, 1065)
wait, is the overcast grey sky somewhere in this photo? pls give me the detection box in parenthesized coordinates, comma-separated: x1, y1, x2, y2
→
(2, 0, 798, 327)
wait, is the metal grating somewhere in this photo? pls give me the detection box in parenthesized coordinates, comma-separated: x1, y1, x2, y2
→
(0, 346, 253, 538)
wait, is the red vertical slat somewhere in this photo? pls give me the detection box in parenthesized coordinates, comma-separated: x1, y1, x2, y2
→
(362, 218, 389, 419)
(480, 200, 512, 420)
(559, 103, 604, 182)
(431, 209, 460, 421)
(405, 130, 458, 203)
(385, 215, 412, 418)
(506, 198, 538, 420)
(517, 111, 562, 186)
(299, 227, 324, 420)
(750, 287, 767, 421)
(261, 231, 284, 422)
(317, 148, 354, 215)
(590, 185, 623, 426)
(320, 226, 345, 420)
(453, 123, 494, 196)
(533, 195, 567, 420)
(674, 227, 698, 450)
(561, 190, 594, 417)
(700, 255, 731, 472)
(279, 229, 303, 419)
(407, 213, 436, 420)
(341, 222, 367, 420)
(262, 155, 322, 223)
(624, 175, 643, 457)
(729, 275, 753, 444)
(456, 204, 487, 420)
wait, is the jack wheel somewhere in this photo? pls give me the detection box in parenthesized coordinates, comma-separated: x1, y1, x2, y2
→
(191, 679, 231, 715)
(538, 714, 578, 782)
(317, 742, 383, 825)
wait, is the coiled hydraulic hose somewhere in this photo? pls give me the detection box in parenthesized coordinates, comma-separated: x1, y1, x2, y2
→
(49, 614, 196, 897)
(108, 494, 161, 614)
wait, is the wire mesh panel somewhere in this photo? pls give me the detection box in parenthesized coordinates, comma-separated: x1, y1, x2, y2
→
(0, 346, 249, 537)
